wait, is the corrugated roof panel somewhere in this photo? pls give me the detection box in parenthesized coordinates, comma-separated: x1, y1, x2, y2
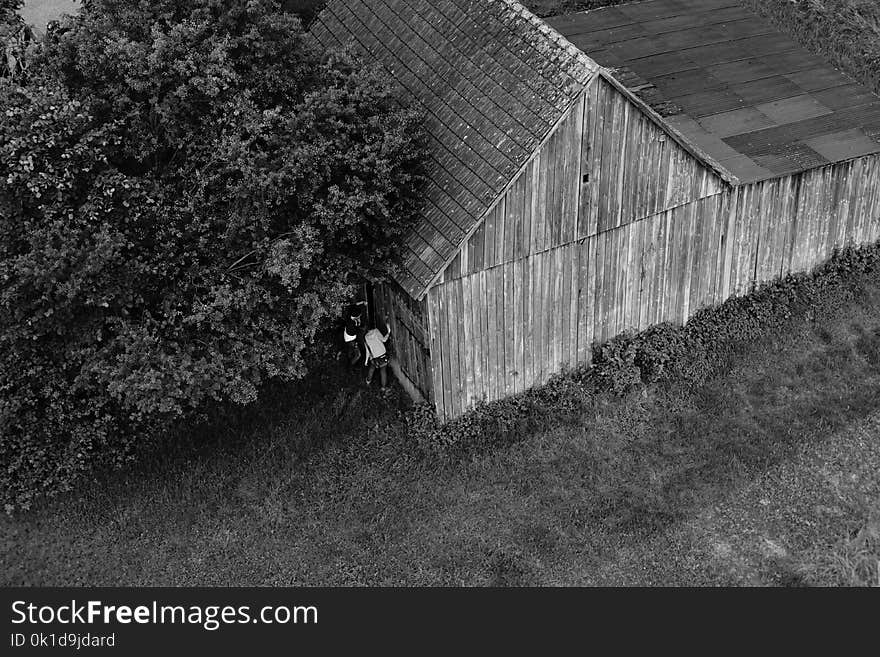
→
(549, 1, 880, 184)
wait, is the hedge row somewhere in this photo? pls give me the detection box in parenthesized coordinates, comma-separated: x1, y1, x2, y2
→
(406, 241, 880, 452)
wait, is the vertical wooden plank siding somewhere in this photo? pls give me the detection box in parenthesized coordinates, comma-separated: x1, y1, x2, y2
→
(426, 151, 880, 420)
(484, 265, 496, 403)
(372, 282, 433, 401)
(461, 275, 475, 409)
(426, 289, 445, 419)
(419, 74, 880, 419)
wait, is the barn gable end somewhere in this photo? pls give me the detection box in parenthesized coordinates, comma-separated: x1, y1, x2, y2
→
(424, 69, 732, 418)
(435, 71, 730, 286)
(311, 0, 602, 299)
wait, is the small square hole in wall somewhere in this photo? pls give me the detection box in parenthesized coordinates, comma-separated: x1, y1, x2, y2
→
(582, 173, 589, 183)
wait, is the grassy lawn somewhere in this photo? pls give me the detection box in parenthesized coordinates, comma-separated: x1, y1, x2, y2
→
(3, 259, 880, 586)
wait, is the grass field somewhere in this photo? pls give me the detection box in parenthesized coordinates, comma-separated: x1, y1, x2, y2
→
(3, 0, 879, 587)
(3, 258, 879, 586)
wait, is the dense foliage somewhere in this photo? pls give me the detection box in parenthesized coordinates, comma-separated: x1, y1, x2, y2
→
(0, 0, 426, 509)
(0, 0, 19, 24)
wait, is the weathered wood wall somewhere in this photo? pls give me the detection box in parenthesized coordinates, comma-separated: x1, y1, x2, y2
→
(372, 282, 433, 399)
(436, 73, 725, 285)
(721, 156, 880, 298)
(423, 73, 880, 420)
(424, 72, 725, 418)
(426, 193, 729, 418)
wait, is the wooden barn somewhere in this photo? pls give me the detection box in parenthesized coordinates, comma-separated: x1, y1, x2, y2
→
(311, 0, 880, 421)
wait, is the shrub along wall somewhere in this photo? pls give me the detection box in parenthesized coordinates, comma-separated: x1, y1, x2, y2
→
(406, 240, 880, 451)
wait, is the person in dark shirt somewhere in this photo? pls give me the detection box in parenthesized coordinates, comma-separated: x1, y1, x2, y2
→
(342, 301, 367, 366)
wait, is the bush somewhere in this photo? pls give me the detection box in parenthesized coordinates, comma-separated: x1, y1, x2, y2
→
(0, 0, 426, 510)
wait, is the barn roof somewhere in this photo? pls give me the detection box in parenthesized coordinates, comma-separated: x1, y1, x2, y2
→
(311, 0, 601, 299)
(546, 0, 880, 184)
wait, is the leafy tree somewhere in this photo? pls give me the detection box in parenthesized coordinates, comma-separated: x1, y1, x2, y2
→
(281, 0, 327, 25)
(0, 0, 425, 509)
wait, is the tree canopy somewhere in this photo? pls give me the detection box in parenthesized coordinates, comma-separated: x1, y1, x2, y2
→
(0, 0, 426, 509)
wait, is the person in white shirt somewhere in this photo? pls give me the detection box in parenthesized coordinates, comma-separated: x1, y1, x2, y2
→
(363, 322, 391, 392)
